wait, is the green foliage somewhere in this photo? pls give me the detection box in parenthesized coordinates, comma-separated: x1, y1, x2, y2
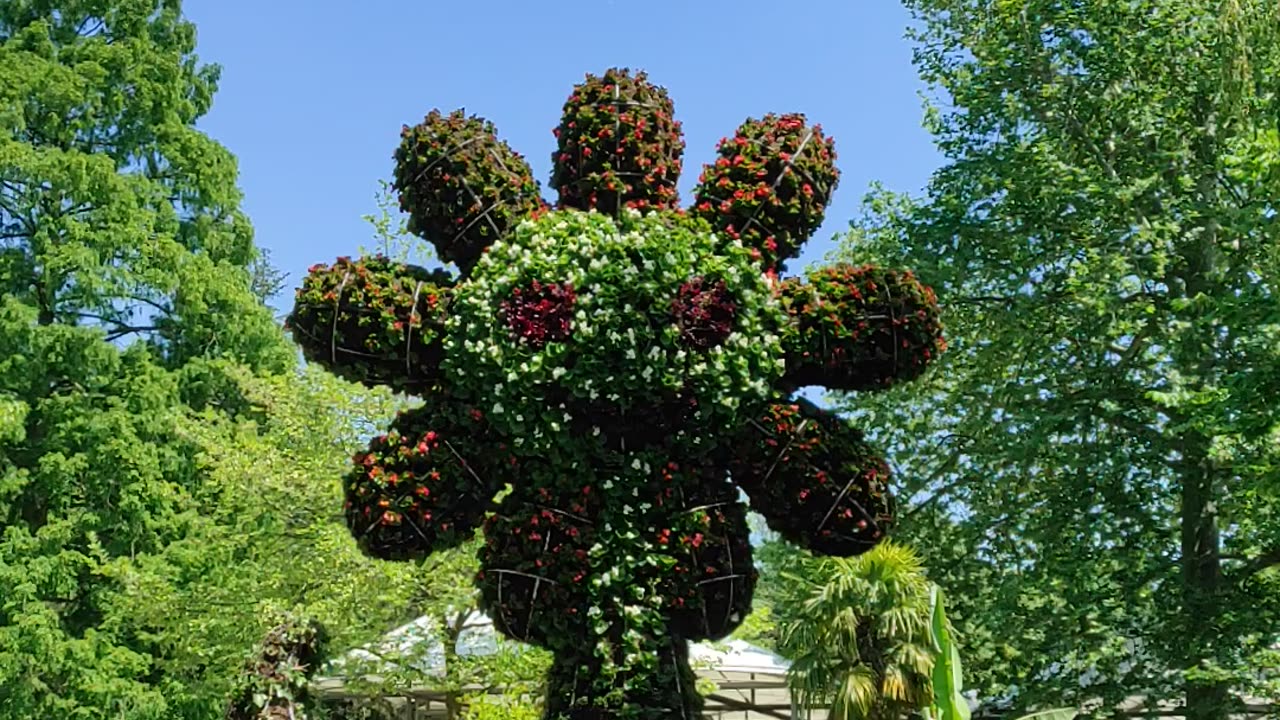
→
(326, 566, 551, 720)
(226, 614, 328, 720)
(445, 209, 784, 453)
(462, 693, 542, 720)
(926, 589, 969, 720)
(0, 0, 291, 373)
(775, 541, 936, 720)
(691, 113, 839, 271)
(0, 1, 320, 716)
(360, 180, 434, 266)
(551, 67, 684, 213)
(0, 5, 454, 716)
(393, 110, 544, 274)
(111, 364, 438, 717)
(831, 0, 1280, 716)
(925, 594, 1078, 720)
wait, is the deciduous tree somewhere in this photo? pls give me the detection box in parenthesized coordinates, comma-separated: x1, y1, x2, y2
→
(831, 2, 1280, 718)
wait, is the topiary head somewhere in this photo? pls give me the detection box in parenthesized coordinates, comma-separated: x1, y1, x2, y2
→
(288, 66, 945, 555)
(442, 209, 784, 455)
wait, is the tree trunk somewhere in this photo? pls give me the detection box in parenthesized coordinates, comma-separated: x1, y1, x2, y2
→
(1178, 430, 1226, 720)
(1177, 112, 1228, 720)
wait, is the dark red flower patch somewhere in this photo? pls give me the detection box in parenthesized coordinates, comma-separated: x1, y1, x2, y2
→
(671, 276, 736, 350)
(502, 280, 576, 347)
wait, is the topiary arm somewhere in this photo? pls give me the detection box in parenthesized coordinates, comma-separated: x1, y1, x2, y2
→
(286, 255, 453, 394)
(728, 398, 895, 557)
(551, 67, 685, 214)
(343, 392, 511, 561)
(690, 113, 839, 273)
(778, 263, 945, 393)
(393, 109, 545, 275)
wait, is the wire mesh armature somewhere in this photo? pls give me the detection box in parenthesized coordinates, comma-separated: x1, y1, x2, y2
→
(552, 67, 685, 214)
(287, 256, 453, 394)
(729, 398, 896, 556)
(394, 109, 545, 274)
(344, 397, 509, 561)
(691, 113, 839, 272)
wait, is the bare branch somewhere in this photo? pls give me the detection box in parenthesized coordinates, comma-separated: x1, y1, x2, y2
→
(105, 325, 158, 342)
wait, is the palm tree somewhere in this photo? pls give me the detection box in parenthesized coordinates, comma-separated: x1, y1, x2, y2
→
(775, 540, 937, 720)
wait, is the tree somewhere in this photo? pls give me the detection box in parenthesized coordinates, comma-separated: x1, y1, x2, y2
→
(775, 541, 936, 720)
(0, 0, 290, 369)
(831, 2, 1280, 718)
(0, 1, 296, 715)
(116, 364, 448, 717)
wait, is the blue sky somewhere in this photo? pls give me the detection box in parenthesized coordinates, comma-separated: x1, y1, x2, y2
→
(185, 0, 943, 314)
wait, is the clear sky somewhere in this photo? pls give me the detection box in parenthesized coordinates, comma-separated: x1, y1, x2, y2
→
(184, 0, 943, 315)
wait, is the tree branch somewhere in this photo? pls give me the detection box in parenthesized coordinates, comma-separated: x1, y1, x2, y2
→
(127, 294, 173, 315)
(1233, 546, 1280, 579)
(105, 325, 158, 342)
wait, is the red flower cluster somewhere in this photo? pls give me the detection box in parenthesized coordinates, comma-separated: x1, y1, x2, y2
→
(780, 263, 945, 391)
(501, 280, 576, 347)
(287, 256, 453, 394)
(343, 397, 506, 561)
(477, 496, 598, 646)
(691, 113, 839, 272)
(393, 109, 545, 273)
(552, 67, 685, 214)
(671, 276, 736, 350)
(729, 399, 895, 556)
(656, 472, 757, 641)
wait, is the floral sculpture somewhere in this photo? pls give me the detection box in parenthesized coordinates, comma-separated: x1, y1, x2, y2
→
(226, 615, 328, 720)
(287, 68, 944, 720)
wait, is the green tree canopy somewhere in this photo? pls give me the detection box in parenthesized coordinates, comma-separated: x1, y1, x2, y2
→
(0, 1, 337, 716)
(831, 2, 1280, 719)
(0, 0, 289, 369)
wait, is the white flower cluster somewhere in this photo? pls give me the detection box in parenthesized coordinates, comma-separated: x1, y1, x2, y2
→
(442, 209, 785, 453)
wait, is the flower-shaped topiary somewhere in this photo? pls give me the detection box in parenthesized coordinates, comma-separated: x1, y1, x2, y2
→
(287, 67, 945, 720)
